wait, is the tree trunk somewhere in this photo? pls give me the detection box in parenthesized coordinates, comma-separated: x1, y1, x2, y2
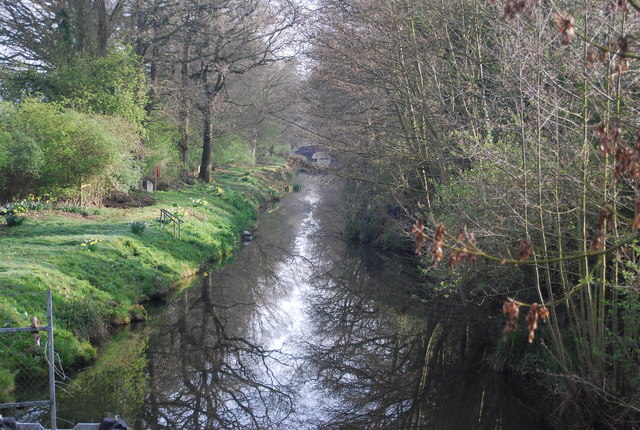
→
(97, 0, 108, 56)
(199, 99, 214, 182)
(198, 72, 224, 182)
(133, 0, 146, 56)
(179, 43, 191, 173)
(252, 128, 258, 165)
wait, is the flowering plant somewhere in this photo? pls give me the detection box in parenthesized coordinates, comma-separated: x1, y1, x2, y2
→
(190, 198, 209, 207)
(79, 238, 102, 251)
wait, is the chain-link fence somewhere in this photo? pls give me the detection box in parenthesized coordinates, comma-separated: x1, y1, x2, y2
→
(0, 290, 57, 429)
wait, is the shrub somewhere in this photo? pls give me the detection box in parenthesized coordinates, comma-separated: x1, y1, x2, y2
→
(0, 129, 44, 199)
(214, 135, 253, 167)
(49, 47, 149, 128)
(130, 221, 147, 235)
(0, 99, 144, 201)
(4, 214, 26, 227)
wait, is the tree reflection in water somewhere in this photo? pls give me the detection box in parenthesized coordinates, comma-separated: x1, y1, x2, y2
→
(301, 244, 551, 429)
(294, 177, 552, 429)
(55, 175, 552, 429)
(144, 273, 295, 429)
(142, 186, 315, 429)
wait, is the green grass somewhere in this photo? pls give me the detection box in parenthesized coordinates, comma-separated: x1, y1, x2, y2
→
(0, 166, 291, 396)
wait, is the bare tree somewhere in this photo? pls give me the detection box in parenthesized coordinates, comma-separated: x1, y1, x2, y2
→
(306, 0, 640, 425)
(223, 60, 303, 163)
(184, 0, 300, 181)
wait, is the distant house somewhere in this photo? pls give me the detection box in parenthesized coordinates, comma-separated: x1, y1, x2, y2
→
(312, 151, 331, 168)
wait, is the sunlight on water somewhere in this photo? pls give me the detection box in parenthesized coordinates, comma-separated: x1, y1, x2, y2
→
(50, 174, 550, 429)
(251, 182, 341, 427)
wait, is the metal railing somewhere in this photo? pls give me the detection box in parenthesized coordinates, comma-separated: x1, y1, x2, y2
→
(7, 422, 106, 430)
(0, 290, 57, 429)
(159, 208, 183, 239)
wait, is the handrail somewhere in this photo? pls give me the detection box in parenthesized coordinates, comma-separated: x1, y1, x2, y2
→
(159, 208, 183, 239)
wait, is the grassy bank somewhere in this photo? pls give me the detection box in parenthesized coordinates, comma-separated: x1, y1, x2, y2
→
(0, 166, 291, 402)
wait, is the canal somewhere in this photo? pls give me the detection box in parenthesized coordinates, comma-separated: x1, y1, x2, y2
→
(26, 173, 551, 429)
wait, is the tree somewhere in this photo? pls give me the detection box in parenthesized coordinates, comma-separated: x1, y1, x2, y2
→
(307, 0, 640, 425)
(223, 60, 303, 164)
(0, 0, 127, 69)
(182, 0, 300, 182)
(125, 0, 301, 178)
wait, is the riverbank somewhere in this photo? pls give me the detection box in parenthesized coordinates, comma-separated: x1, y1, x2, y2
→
(0, 165, 292, 402)
(46, 173, 552, 429)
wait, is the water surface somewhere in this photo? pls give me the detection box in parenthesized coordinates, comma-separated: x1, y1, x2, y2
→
(48, 174, 550, 429)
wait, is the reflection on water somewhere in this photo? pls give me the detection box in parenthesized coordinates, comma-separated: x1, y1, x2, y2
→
(53, 174, 551, 429)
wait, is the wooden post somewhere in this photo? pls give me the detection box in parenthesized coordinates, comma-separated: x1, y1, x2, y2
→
(80, 183, 91, 207)
(46, 290, 57, 430)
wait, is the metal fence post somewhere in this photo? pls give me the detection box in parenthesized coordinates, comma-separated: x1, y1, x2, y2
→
(47, 290, 57, 430)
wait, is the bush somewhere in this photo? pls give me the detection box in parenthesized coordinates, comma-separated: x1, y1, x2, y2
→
(48, 47, 149, 128)
(0, 129, 44, 199)
(214, 135, 254, 167)
(0, 99, 144, 200)
(130, 221, 147, 235)
(4, 214, 26, 227)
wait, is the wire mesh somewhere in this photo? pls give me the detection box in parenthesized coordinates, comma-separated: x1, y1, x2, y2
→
(2, 332, 49, 401)
(0, 291, 55, 427)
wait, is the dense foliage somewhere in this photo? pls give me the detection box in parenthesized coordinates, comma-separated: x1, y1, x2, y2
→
(0, 99, 143, 201)
(0, 0, 302, 195)
(306, 0, 640, 426)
